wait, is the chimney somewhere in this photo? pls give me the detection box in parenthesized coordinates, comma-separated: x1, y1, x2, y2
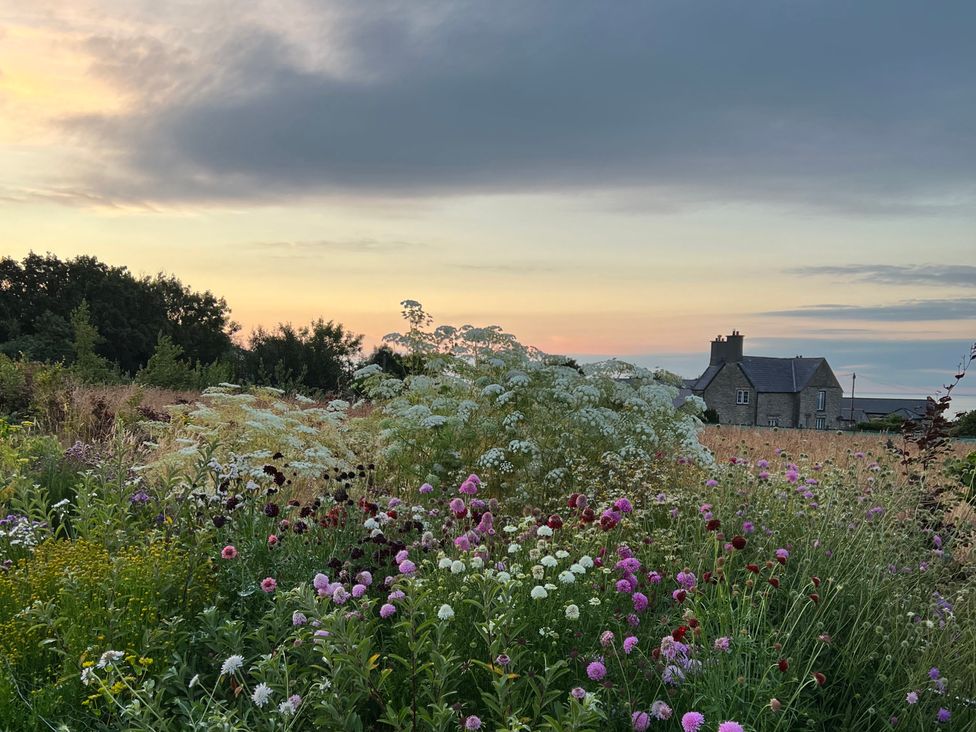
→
(726, 330, 744, 362)
(710, 331, 744, 366)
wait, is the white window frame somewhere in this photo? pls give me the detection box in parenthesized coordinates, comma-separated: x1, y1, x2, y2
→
(817, 390, 826, 411)
(815, 416, 826, 430)
(736, 389, 749, 405)
(768, 417, 779, 427)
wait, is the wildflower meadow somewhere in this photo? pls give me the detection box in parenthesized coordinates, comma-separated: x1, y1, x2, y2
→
(1, 303, 974, 731)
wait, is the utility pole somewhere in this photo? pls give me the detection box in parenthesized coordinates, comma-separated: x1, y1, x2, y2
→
(850, 372, 856, 431)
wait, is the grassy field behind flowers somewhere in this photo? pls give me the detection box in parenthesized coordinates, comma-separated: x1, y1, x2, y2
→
(1, 311, 974, 731)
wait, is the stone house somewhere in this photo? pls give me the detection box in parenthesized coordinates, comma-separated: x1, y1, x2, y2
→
(688, 331, 843, 429)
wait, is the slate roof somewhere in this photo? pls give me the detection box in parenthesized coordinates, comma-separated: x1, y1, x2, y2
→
(841, 397, 930, 422)
(691, 357, 828, 393)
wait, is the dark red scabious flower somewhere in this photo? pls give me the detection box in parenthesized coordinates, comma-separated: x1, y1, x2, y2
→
(702, 571, 713, 584)
(547, 514, 564, 530)
(687, 618, 699, 628)
(813, 672, 826, 686)
(580, 507, 596, 524)
(264, 502, 280, 518)
(768, 577, 780, 589)
(386, 510, 397, 519)
(567, 493, 582, 509)
(778, 658, 789, 672)
(651, 647, 661, 661)
(706, 519, 721, 531)
(809, 593, 820, 604)
(811, 576, 821, 587)
(673, 589, 687, 603)
(672, 625, 689, 642)
(731, 535, 747, 550)
(746, 563, 760, 574)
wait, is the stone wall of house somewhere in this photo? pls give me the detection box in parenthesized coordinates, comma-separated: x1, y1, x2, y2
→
(756, 392, 797, 428)
(796, 362, 843, 429)
(702, 364, 756, 425)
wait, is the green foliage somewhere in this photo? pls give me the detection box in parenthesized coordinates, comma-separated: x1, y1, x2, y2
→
(951, 410, 976, 437)
(856, 414, 907, 432)
(241, 318, 363, 394)
(136, 334, 232, 391)
(0, 353, 30, 417)
(0, 252, 236, 374)
(702, 407, 720, 424)
(70, 301, 121, 384)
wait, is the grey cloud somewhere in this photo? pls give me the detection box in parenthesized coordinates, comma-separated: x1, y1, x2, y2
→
(788, 265, 976, 288)
(58, 0, 976, 212)
(249, 238, 427, 257)
(762, 298, 976, 321)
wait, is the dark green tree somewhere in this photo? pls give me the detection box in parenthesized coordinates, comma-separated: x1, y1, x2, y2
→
(242, 319, 363, 393)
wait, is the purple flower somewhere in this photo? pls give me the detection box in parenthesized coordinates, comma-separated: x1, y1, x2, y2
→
(454, 535, 471, 551)
(646, 571, 662, 584)
(331, 586, 350, 604)
(379, 603, 396, 618)
(714, 636, 730, 652)
(313, 573, 330, 592)
(742, 521, 755, 534)
(571, 687, 586, 700)
(586, 661, 607, 681)
(615, 579, 633, 594)
(616, 557, 641, 574)
(395, 550, 409, 564)
(600, 631, 615, 647)
(906, 691, 918, 704)
(676, 570, 697, 590)
(718, 723, 744, 732)
(129, 490, 150, 505)
(614, 497, 634, 513)
(419, 483, 433, 494)
(292, 611, 308, 626)
(936, 708, 951, 724)
(387, 590, 405, 601)
(623, 636, 638, 654)
(681, 711, 705, 732)
(464, 715, 482, 730)
(705, 479, 718, 487)
(356, 571, 373, 586)
(351, 584, 367, 598)
(631, 711, 651, 731)
(398, 560, 417, 575)
(632, 592, 649, 612)
(459, 480, 478, 496)
(929, 667, 941, 680)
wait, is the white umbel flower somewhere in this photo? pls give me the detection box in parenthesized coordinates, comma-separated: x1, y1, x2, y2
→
(565, 604, 580, 620)
(530, 585, 548, 600)
(437, 604, 455, 620)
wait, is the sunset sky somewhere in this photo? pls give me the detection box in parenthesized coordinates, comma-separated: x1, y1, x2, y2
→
(2, 1, 974, 407)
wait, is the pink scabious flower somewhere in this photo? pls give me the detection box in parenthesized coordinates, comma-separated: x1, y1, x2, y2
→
(379, 603, 396, 618)
(623, 636, 639, 654)
(681, 711, 705, 732)
(615, 579, 633, 594)
(775, 548, 790, 564)
(454, 535, 471, 551)
(464, 716, 482, 730)
(786, 469, 799, 484)
(351, 584, 367, 598)
(571, 687, 586, 700)
(356, 571, 373, 586)
(449, 497, 467, 517)
(718, 723, 744, 732)
(459, 479, 478, 495)
(331, 586, 350, 604)
(387, 590, 405, 601)
(651, 701, 673, 720)
(477, 512, 494, 534)
(395, 550, 409, 564)
(705, 479, 718, 487)
(676, 570, 697, 590)
(268, 534, 279, 546)
(646, 571, 662, 584)
(586, 661, 607, 681)
(292, 611, 307, 626)
(631, 711, 651, 731)
(614, 497, 634, 514)
(600, 631, 615, 647)
(313, 573, 330, 592)
(742, 521, 755, 534)
(398, 560, 417, 575)
(714, 636, 731, 652)
(221, 545, 238, 560)
(906, 691, 919, 704)
(632, 592, 649, 612)
(419, 483, 433, 494)
(260, 577, 277, 593)
(616, 557, 641, 574)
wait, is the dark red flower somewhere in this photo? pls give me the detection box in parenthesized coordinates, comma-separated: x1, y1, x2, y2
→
(702, 571, 713, 584)
(673, 589, 687, 603)
(809, 593, 820, 604)
(746, 563, 760, 574)
(547, 514, 563, 530)
(778, 658, 789, 673)
(581, 507, 596, 524)
(706, 519, 722, 531)
(811, 576, 821, 587)
(731, 535, 747, 550)
(768, 577, 780, 589)
(813, 672, 826, 686)
(567, 493, 582, 509)
(672, 625, 689, 642)
(688, 618, 699, 628)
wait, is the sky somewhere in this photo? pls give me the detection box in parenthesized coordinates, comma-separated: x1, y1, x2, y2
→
(2, 1, 974, 409)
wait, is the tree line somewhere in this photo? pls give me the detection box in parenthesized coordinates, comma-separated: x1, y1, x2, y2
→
(0, 253, 401, 394)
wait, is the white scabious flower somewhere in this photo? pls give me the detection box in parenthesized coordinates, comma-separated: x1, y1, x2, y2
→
(438, 557, 453, 570)
(555, 550, 570, 559)
(531, 585, 548, 600)
(578, 555, 594, 569)
(503, 525, 518, 534)
(188, 674, 200, 689)
(558, 570, 576, 584)
(364, 518, 379, 530)
(220, 654, 245, 675)
(531, 565, 545, 580)
(80, 667, 96, 686)
(450, 560, 466, 574)
(565, 604, 580, 620)
(536, 525, 553, 537)
(570, 563, 586, 575)
(541, 555, 557, 568)
(96, 650, 124, 669)
(496, 571, 512, 583)
(278, 700, 295, 715)
(252, 682, 272, 707)
(588, 597, 601, 606)
(508, 543, 521, 554)
(470, 556, 484, 570)
(437, 604, 455, 620)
